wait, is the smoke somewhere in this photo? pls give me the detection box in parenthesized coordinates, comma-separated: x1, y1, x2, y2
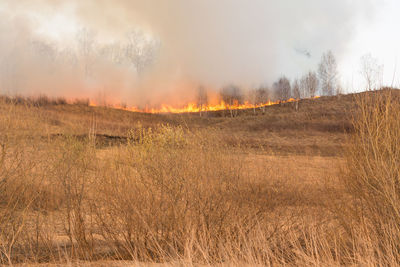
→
(0, 0, 377, 106)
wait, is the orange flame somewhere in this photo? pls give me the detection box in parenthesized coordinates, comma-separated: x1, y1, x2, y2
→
(89, 96, 320, 114)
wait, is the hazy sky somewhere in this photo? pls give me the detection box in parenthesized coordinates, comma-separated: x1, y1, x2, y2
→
(0, 0, 398, 104)
(340, 0, 400, 91)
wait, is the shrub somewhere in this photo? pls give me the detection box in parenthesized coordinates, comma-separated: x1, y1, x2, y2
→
(341, 90, 400, 264)
(73, 98, 90, 106)
(92, 125, 279, 262)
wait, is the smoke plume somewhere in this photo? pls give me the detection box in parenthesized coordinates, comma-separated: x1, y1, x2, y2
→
(0, 0, 377, 106)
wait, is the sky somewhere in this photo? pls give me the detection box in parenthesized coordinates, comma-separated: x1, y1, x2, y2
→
(340, 0, 400, 91)
(0, 0, 398, 105)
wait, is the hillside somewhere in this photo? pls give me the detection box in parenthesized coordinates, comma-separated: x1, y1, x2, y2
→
(1, 89, 400, 265)
(0, 92, 359, 156)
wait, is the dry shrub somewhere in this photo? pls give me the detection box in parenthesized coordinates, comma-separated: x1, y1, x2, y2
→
(49, 136, 98, 259)
(73, 99, 90, 106)
(0, 113, 345, 265)
(92, 124, 288, 263)
(0, 94, 68, 107)
(0, 103, 43, 263)
(8, 92, 400, 265)
(340, 90, 400, 265)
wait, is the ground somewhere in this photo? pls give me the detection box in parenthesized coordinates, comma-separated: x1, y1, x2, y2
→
(0, 92, 369, 266)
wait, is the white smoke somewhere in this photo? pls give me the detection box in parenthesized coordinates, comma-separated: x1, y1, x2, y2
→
(0, 0, 378, 105)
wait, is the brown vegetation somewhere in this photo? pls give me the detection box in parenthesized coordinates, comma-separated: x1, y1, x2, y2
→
(0, 90, 399, 266)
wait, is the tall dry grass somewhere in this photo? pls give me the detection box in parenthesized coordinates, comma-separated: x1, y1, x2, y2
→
(339, 89, 400, 265)
(0, 90, 400, 266)
(0, 102, 312, 265)
(91, 124, 295, 263)
(0, 101, 44, 264)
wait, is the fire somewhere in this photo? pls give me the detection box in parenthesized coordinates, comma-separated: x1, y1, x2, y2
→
(89, 96, 320, 114)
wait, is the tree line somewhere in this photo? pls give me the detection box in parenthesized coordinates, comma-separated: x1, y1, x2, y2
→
(0, 27, 160, 93)
(204, 50, 341, 113)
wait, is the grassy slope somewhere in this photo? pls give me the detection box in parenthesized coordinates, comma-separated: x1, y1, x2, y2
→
(1, 91, 388, 266)
(26, 93, 357, 156)
(0, 90, 400, 266)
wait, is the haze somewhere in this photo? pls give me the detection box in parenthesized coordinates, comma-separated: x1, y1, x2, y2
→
(0, 0, 397, 106)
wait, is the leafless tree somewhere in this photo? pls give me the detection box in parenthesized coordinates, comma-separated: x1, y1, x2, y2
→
(257, 87, 270, 114)
(318, 50, 338, 96)
(30, 40, 59, 76)
(360, 53, 383, 91)
(300, 71, 319, 98)
(197, 86, 208, 117)
(221, 85, 243, 106)
(248, 89, 258, 115)
(31, 40, 57, 62)
(126, 29, 160, 76)
(248, 86, 270, 114)
(99, 42, 126, 65)
(293, 79, 301, 99)
(256, 87, 270, 103)
(0, 54, 19, 93)
(77, 28, 96, 77)
(220, 85, 243, 117)
(273, 76, 291, 102)
(292, 79, 301, 111)
(58, 47, 78, 68)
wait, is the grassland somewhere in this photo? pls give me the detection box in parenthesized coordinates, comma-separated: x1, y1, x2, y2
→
(0, 90, 399, 266)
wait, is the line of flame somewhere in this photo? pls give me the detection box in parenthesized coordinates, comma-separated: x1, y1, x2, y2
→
(89, 96, 320, 114)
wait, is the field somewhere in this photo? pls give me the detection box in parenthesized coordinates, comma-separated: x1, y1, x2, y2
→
(1, 90, 399, 266)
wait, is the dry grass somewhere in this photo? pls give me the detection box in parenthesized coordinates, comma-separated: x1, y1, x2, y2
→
(0, 90, 399, 266)
(338, 89, 400, 265)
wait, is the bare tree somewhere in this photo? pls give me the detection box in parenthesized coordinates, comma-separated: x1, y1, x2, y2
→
(220, 85, 243, 117)
(58, 47, 78, 69)
(31, 40, 57, 63)
(318, 50, 338, 96)
(99, 42, 125, 65)
(126, 29, 160, 76)
(256, 87, 270, 114)
(221, 85, 243, 106)
(293, 79, 301, 99)
(77, 28, 96, 77)
(292, 79, 301, 111)
(247, 89, 258, 115)
(197, 86, 208, 117)
(335, 82, 345, 100)
(256, 87, 270, 103)
(248, 86, 270, 114)
(0, 57, 18, 93)
(360, 53, 383, 91)
(273, 76, 291, 102)
(30, 40, 59, 78)
(300, 71, 319, 98)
